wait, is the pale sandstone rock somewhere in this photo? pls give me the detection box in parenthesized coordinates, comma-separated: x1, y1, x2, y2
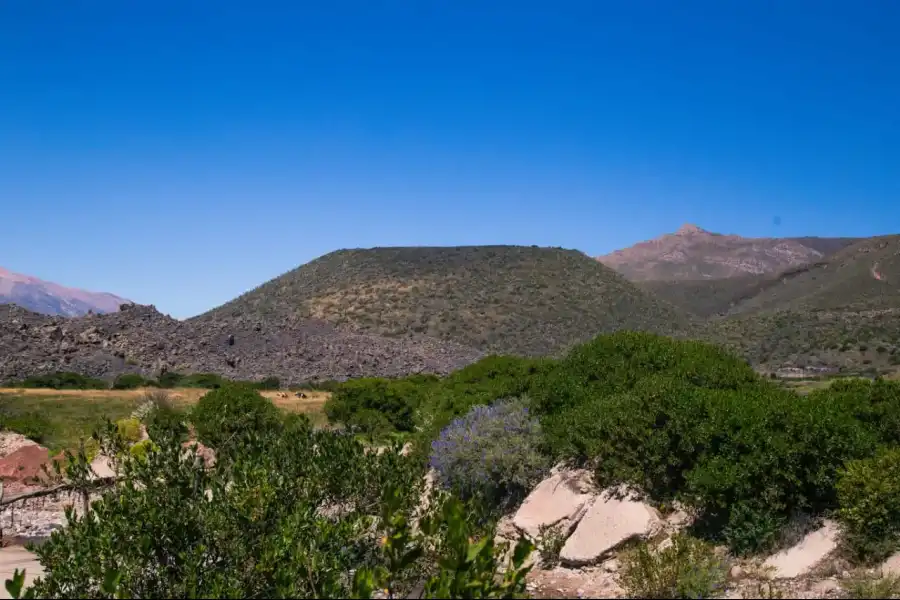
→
(559, 487, 661, 566)
(513, 470, 594, 540)
(89, 455, 116, 480)
(762, 520, 839, 579)
(881, 550, 900, 576)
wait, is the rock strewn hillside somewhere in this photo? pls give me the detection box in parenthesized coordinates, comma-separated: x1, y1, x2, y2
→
(0, 303, 483, 384)
(192, 245, 697, 357)
(0, 266, 129, 317)
(597, 224, 858, 282)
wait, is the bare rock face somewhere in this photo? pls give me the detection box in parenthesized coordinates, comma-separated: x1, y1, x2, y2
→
(762, 520, 840, 579)
(559, 487, 661, 567)
(512, 469, 594, 540)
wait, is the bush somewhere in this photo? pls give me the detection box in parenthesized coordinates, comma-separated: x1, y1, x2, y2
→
(156, 371, 185, 388)
(190, 384, 282, 452)
(841, 572, 900, 599)
(115, 418, 142, 444)
(255, 376, 280, 391)
(539, 340, 878, 554)
(326, 376, 437, 435)
(529, 332, 759, 417)
(616, 534, 728, 599)
(12, 413, 534, 599)
(429, 397, 550, 511)
(837, 447, 900, 562)
(128, 439, 158, 463)
(179, 373, 227, 389)
(14, 372, 108, 390)
(0, 410, 54, 444)
(111, 373, 150, 390)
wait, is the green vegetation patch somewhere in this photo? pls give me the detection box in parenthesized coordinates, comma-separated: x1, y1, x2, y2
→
(0, 392, 141, 454)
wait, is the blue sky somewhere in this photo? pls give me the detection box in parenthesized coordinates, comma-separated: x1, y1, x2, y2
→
(1, 1, 898, 318)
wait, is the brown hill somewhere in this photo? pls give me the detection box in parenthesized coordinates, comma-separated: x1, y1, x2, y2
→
(192, 245, 697, 357)
(597, 224, 859, 282)
(0, 266, 129, 317)
(0, 303, 483, 385)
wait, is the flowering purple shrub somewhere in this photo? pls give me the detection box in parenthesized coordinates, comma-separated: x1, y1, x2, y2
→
(429, 397, 550, 509)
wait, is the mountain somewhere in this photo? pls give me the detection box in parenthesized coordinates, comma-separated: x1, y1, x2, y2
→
(0, 266, 129, 317)
(700, 235, 900, 373)
(596, 223, 860, 282)
(192, 245, 697, 357)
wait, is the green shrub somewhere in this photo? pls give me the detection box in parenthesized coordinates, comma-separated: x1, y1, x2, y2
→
(429, 397, 550, 512)
(179, 373, 227, 389)
(15, 372, 108, 390)
(0, 410, 54, 444)
(808, 378, 900, 446)
(837, 447, 900, 562)
(12, 413, 533, 599)
(115, 418, 142, 444)
(541, 367, 877, 554)
(617, 533, 728, 599)
(326, 376, 437, 434)
(128, 439, 159, 463)
(842, 572, 900, 599)
(529, 331, 759, 417)
(255, 376, 280, 390)
(111, 373, 149, 390)
(156, 371, 185, 388)
(536, 523, 567, 568)
(190, 384, 282, 452)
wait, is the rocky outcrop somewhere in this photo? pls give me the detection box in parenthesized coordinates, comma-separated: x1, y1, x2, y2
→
(559, 487, 661, 566)
(512, 469, 593, 539)
(762, 520, 840, 579)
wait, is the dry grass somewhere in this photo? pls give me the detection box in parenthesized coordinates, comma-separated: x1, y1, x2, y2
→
(0, 387, 329, 412)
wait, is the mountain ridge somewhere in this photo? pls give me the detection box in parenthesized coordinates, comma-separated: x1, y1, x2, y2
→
(0, 266, 130, 317)
(596, 223, 861, 282)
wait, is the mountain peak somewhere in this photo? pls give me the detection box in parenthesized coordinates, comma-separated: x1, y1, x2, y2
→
(674, 223, 708, 236)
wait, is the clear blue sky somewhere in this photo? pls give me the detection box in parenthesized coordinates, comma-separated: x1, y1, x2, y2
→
(2, 1, 898, 318)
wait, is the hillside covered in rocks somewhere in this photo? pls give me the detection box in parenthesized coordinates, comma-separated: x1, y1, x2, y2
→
(0, 303, 483, 384)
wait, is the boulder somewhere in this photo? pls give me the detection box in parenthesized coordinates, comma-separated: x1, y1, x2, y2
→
(762, 520, 839, 579)
(512, 469, 594, 539)
(0, 445, 52, 484)
(88, 455, 116, 480)
(0, 432, 38, 460)
(559, 487, 661, 566)
(880, 551, 900, 577)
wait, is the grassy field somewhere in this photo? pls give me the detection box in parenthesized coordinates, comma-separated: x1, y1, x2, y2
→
(0, 387, 330, 454)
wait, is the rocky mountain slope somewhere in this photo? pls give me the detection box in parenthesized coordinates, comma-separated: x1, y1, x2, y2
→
(597, 224, 859, 282)
(0, 303, 483, 384)
(0, 266, 129, 317)
(192, 245, 697, 357)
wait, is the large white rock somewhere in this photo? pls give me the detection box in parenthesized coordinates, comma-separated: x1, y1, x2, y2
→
(762, 520, 839, 579)
(88, 455, 116, 480)
(512, 470, 594, 540)
(880, 551, 900, 576)
(559, 487, 660, 566)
